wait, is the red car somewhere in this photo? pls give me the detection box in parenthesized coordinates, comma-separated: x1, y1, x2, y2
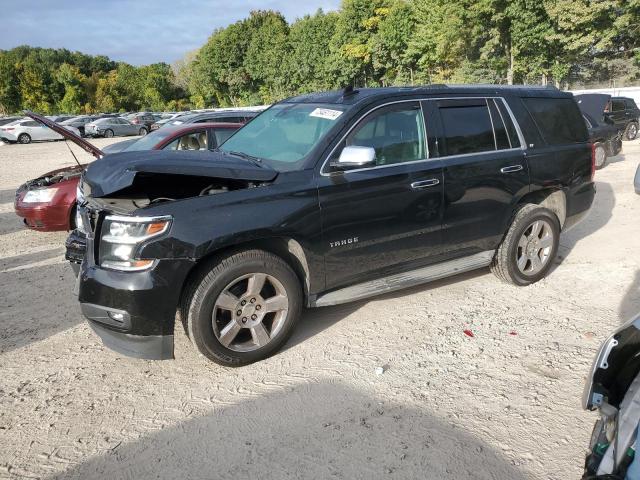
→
(14, 122, 243, 232)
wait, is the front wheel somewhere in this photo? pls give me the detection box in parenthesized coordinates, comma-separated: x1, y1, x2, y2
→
(138, 127, 148, 136)
(184, 250, 302, 366)
(18, 133, 31, 144)
(625, 122, 638, 141)
(491, 204, 560, 286)
(104, 129, 114, 138)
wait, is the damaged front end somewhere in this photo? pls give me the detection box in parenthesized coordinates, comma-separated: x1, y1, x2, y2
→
(583, 316, 640, 477)
(69, 149, 277, 360)
(15, 164, 86, 231)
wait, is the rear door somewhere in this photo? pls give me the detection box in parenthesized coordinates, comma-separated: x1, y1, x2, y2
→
(430, 97, 529, 256)
(318, 101, 445, 290)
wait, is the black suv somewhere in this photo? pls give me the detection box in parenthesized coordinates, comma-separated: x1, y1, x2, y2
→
(606, 96, 640, 140)
(31, 85, 595, 366)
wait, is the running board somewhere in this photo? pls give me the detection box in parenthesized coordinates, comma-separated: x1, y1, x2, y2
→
(312, 251, 494, 307)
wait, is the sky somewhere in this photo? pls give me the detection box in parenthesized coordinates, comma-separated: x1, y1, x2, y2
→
(1, 0, 342, 65)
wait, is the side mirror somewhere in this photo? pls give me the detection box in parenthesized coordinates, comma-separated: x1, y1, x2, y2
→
(330, 146, 376, 170)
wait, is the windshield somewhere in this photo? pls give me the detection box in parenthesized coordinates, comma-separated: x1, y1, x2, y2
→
(123, 129, 176, 152)
(220, 103, 347, 171)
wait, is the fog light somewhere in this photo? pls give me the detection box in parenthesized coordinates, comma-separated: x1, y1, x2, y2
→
(108, 311, 125, 322)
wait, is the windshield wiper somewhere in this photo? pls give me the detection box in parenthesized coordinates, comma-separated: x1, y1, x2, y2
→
(226, 150, 264, 167)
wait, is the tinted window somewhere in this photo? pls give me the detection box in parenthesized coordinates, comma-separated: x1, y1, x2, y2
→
(438, 102, 495, 156)
(495, 99, 521, 148)
(487, 100, 510, 150)
(611, 100, 625, 112)
(213, 128, 236, 146)
(336, 102, 426, 166)
(625, 99, 639, 110)
(23, 121, 40, 127)
(523, 98, 588, 145)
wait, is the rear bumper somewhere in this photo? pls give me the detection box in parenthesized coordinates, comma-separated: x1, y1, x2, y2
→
(14, 202, 73, 231)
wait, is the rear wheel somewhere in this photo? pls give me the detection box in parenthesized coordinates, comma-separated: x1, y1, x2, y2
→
(104, 129, 114, 138)
(491, 204, 560, 286)
(18, 133, 31, 144)
(594, 142, 607, 169)
(184, 250, 302, 366)
(138, 127, 148, 136)
(625, 122, 638, 141)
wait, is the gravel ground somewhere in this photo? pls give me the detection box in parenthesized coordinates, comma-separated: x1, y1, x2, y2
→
(0, 137, 639, 480)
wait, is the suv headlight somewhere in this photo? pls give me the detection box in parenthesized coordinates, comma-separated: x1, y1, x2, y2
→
(23, 188, 57, 203)
(99, 215, 171, 271)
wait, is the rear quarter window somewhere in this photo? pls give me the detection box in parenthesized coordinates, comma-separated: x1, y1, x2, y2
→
(523, 98, 588, 145)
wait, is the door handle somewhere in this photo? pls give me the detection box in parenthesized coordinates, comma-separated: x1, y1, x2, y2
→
(500, 165, 524, 173)
(411, 179, 440, 189)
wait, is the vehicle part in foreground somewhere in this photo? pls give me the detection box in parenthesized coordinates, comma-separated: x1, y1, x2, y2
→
(635, 164, 640, 195)
(59, 85, 595, 366)
(14, 165, 84, 231)
(583, 315, 640, 478)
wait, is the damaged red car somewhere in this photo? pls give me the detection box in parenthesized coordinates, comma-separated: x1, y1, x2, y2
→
(14, 122, 244, 231)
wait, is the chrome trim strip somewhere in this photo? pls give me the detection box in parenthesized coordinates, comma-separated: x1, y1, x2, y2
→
(319, 96, 527, 177)
(486, 98, 498, 149)
(312, 251, 494, 307)
(492, 98, 513, 149)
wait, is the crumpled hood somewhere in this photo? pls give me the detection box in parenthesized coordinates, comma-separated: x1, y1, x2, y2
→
(574, 94, 611, 125)
(83, 149, 277, 197)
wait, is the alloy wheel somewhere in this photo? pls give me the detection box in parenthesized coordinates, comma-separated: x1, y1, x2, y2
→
(212, 273, 289, 352)
(629, 124, 638, 140)
(516, 219, 554, 275)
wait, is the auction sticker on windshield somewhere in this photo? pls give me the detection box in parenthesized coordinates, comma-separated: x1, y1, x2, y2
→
(309, 108, 343, 120)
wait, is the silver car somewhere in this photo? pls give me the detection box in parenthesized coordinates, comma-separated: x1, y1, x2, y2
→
(84, 117, 147, 138)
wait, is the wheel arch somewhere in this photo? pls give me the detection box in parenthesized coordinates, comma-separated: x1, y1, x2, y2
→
(178, 236, 313, 315)
(517, 188, 567, 228)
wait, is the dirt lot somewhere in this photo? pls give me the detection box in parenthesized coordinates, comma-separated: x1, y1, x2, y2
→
(0, 136, 639, 480)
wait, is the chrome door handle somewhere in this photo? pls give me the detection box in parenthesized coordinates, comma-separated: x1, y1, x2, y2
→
(411, 179, 440, 189)
(500, 165, 524, 173)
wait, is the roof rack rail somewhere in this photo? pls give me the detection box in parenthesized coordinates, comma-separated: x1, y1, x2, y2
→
(341, 85, 359, 98)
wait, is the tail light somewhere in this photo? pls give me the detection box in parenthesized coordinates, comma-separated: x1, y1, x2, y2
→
(4, 127, 14, 131)
(590, 143, 596, 181)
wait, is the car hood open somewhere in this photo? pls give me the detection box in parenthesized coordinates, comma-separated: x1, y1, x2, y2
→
(24, 111, 104, 159)
(574, 94, 611, 125)
(82, 149, 278, 197)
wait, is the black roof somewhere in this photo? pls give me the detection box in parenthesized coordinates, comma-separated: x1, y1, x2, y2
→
(285, 85, 572, 105)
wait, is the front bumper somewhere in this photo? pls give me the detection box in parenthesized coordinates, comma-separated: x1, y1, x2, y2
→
(15, 201, 73, 231)
(70, 230, 195, 359)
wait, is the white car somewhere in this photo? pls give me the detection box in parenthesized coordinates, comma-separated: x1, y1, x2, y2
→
(0, 118, 81, 144)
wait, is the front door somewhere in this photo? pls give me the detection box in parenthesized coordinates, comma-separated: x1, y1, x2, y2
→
(318, 101, 444, 291)
(429, 97, 530, 256)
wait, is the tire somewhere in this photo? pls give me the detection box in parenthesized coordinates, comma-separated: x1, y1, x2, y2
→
(104, 129, 114, 138)
(138, 127, 148, 136)
(183, 249, 302, 366)
(625, 122, 638, 141)
(18, 133, 31, 144)
(491, 203, 561, 286)
(594, 142, 607, 170)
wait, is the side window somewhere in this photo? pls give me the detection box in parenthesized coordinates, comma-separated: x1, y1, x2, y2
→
(164, 131, 207, 151)
(23, 121, 40, 127)
(437, 100, 495, 156)
(213, 128, 236, 146)
(495, 100, 521, 148)
(332, 102, 426, 167)
(487, 100, 510, 150)
(523, 98, 588, 145)
(612, 100, 625, 112)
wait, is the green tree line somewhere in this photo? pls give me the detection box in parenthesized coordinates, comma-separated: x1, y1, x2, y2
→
(1, 0, 639, 114)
